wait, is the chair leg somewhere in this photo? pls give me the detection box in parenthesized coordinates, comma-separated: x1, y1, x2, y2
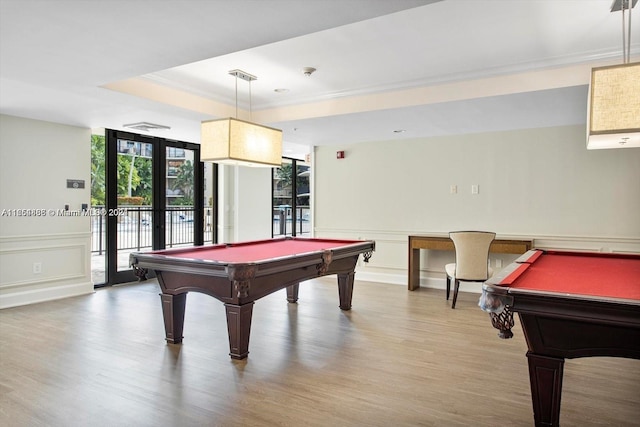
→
(446, 276, 451, 300)
(452, 279, 460, 309)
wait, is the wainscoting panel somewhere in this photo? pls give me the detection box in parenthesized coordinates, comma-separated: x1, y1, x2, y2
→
(0, 232, 93, 308)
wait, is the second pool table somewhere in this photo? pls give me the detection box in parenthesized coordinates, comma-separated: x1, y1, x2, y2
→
(480, 249, 640, 427)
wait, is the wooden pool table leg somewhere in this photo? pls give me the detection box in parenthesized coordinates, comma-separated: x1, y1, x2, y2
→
(286, 283, 300, 303)
(160, 293, 187, 344)
(224, 302, 254, 359)
(337, 271, 355, 310)
(527, 352, 564, 427)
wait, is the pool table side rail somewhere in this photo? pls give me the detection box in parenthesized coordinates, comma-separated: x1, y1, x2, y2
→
(484, 279, 640, 307)
(482, 285, 640, 335)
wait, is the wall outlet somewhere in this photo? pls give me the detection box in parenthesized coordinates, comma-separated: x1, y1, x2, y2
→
(495, 259, 502, 268)
(33, 262, 42, 274)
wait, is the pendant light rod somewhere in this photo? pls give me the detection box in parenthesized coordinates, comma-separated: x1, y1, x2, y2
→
(621, 2, 626, 61)
(229, 69, 257, 120)
(626, 1, 632, 63)
(234, 72, 238, 118)
(611, 0, 637, 63)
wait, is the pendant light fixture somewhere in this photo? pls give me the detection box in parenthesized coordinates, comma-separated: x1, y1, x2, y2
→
(587, 0, 639, 149)
(201, 69, 282, 166)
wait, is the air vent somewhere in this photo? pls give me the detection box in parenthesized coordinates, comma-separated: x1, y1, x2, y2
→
(123, 122, 171, 132)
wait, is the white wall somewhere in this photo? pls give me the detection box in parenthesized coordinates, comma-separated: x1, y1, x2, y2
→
(314, 125, 640, 290)
(218, 164, 273, 243)
(0, 114, 93, 308)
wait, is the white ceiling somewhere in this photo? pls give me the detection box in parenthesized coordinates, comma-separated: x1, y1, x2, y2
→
(1, 0, 638, 159)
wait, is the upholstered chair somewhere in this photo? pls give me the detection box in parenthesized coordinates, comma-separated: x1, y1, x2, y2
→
(445, 231, 496, 309)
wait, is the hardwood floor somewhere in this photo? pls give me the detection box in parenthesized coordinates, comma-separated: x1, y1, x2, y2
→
(1, 278, 638, 426)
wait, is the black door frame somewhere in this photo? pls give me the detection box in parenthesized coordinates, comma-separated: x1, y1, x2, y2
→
(105, 129, 204, 284)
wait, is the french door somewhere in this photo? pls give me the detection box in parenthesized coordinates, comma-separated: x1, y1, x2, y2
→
(105, 130, 203, 284)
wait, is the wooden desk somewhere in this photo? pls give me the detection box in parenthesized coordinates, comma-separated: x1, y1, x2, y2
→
(408, 234, 533, 291)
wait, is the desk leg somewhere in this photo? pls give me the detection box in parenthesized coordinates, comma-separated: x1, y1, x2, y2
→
(527, 352, 564, 427)
(337, 271, 355, 310)
(408, 247, 420, 290)
(160, 293, 186, 344)
(225, 302, 254, 360)
(286, 283, 300, 303)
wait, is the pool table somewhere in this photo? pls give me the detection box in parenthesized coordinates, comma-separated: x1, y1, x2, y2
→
(129, 237, 374, 360)
(480, 250, 640, 427)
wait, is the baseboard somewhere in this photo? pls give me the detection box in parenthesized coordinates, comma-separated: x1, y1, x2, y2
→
(0, 281, 94, 309)
(355, 271, 483, 294)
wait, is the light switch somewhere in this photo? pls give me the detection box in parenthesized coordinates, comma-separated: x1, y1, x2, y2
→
(450, 185, 457, 194)
(471, 184, 479, 194)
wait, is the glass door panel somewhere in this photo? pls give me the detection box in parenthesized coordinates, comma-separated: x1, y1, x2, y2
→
(273, 159, 293, 236)
(296, 160, 311, 236)
(165, 146, 195, 248)
(272, 158, 311, 237)
(203, 162, 216, 244)
(90, 134, 107, 286)
(115, 139, 153, 274)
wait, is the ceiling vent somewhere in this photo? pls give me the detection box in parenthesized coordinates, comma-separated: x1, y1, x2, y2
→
(123, 122, 171, 132)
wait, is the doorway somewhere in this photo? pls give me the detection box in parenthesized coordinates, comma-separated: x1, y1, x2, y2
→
(101, 129, 204, 285)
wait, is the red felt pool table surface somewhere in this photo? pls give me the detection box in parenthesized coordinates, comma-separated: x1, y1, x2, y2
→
(148, 238, 363, 263)
(497, 250, 640, 301)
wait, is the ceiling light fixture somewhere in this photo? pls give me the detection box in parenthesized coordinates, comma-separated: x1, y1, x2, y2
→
(586, 0, 639, 149)
(201, 69, 282, 167)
